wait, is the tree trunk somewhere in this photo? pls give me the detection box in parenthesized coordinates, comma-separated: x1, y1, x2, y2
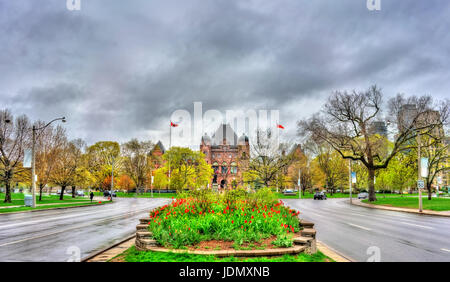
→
(3, 180, 12, 203)
(60, 186, 66, 200)
(39, 184, 44, 201)
(427, 185, 432, 200)
(72, 186, 76, 198)
(368, 168, 377, 202)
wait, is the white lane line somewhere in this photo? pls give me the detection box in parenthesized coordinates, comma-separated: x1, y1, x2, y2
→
(0, 206, 154, 247)
(441, 248, 450, 253)
(0, 199, 167, 229)
(0, 210, 106, 229)
(347, 223, 372, 231)
(400, 222, 434, 230)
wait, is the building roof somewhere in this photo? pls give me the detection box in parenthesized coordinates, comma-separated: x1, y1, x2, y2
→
(238, 133, 249, 145)
(154, 140, 166, 154)
(201, 133, 211, 145)
(211, 123, 238, 146)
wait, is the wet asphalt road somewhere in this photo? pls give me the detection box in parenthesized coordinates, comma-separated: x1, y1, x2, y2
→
(0, 197, 170, 262)
(285, 198, 450, 262)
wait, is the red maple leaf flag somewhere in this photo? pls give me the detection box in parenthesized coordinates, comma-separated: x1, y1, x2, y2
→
(170, 121, 179, 127)
(277, 124, 285, 129)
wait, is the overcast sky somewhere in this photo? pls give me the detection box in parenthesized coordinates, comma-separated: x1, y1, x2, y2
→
(1, 0, 449, 148)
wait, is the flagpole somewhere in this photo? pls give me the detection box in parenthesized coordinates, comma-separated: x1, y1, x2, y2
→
(168, 122, 171, 192)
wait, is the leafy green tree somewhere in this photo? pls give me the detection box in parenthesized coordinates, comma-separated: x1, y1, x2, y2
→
(155, 147, 213, 191)
(86, 141, 121, 190)
(388, 152, 416, 195)
(419, 134, 449, 200)
(305, 140, 347, 195)
(121, 139, 154, 191)
(153, 167, 168, 191)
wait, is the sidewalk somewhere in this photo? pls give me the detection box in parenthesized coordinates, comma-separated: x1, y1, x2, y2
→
(0, 196, 105, 209)
(316, 241, 353, 262)
(352, 199, 450, 217)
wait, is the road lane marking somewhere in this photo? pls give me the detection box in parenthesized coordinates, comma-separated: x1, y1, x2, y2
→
(441, 248, 450, 253)
(0, 198, 167, 221)
(0, 205, 157, 248)
(0, 199, 168, 229)
(347, 223, 372, 231)
(400, 222, 434, 230)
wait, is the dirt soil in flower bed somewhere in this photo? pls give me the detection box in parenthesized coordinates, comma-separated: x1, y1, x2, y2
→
(185, 232, 302, 251)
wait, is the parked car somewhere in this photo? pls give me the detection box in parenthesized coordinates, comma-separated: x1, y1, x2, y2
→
(283, 189, 296, 196)
(313, 192, 327, 200)
(358, 192, 369, 199)
(76, 190, 85, 197)
(103, 190, 117, 197)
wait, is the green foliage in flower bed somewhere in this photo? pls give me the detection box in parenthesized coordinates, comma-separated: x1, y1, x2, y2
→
(115, 246, 332, 262)
(148, 188, 301, 249)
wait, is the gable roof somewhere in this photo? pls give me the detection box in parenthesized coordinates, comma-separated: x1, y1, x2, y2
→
(153, 140, 166, 154)
(211, 123, 238, 146)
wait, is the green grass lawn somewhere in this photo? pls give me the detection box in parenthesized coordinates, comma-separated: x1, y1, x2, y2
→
(0, 192, 90, 207)
(362, 197, 450, 211)
(276, 192, 359, 199)
(93, 192, 177, 198)
(112, 246, 332, 262)
(0, 201, 109, 213)
(276, 192, 422, 199)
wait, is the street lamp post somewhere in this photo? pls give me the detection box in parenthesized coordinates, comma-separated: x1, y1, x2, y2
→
(110, 156, 115, 202)
(417, 133, 423, 213)
(31, 117, 66, 208)
(298, 169, 301, 199)
(349, 159, 352, 204)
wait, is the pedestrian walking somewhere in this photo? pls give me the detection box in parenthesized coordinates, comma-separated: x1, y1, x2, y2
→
(90, 191, 94, 202)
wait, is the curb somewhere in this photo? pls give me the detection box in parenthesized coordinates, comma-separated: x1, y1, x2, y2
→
(142, 245, 308, 257)
(0, 201, 115, 215)
(316, 241, 354, 262)
(351, 199, 450, 217)
(82, 234, 136, 262)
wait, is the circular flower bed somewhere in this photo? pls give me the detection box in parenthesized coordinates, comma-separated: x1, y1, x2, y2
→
(148, 189, 301, 249)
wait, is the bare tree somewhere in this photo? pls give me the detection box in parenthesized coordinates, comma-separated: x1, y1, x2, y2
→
(50, 139, 84, 200)
(0, 110, 31, 203)
(244, 129, 294, 188)
(34, 123, 67, 200)
(298, 86, 449, 201)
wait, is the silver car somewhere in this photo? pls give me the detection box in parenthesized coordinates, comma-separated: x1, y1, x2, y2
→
(357, 192, 369, 199)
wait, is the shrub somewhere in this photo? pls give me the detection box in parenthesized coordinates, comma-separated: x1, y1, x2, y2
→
(272, 233, 293, 248)
(248, 187, 277, 208)
(223, 187, 247, 206)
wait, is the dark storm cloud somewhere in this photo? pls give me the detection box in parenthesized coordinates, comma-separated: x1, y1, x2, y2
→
(1, 0, 449, 145)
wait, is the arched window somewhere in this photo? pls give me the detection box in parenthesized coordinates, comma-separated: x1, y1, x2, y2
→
(221, 162, 228, 174)
(212, 162, 219, 174)
(230, 162, 237, 174)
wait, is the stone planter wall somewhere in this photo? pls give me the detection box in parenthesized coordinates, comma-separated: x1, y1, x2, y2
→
(135, 217, 317, 256)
